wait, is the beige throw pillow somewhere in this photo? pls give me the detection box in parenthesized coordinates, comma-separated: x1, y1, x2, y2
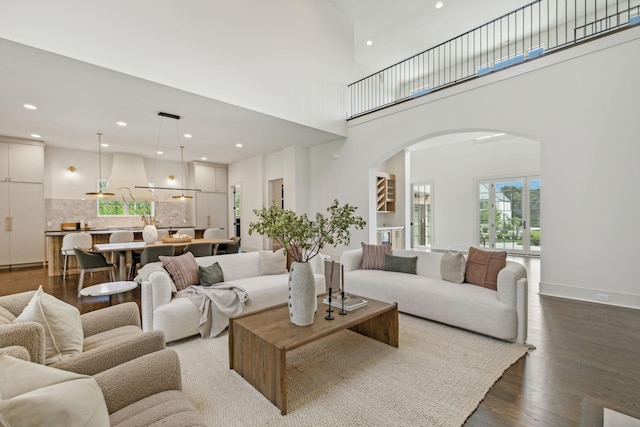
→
(160, 252, 200, 291)
(361, 242, 392, 270)
(440, 251, 466, 284)
(259, 249, 288, 275)
(13, 286, 83, 364)
(0, 354, 110, 427)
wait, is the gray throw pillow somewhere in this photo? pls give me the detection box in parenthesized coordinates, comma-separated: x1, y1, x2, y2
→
(440, 251, 466, 284)
(199, 262, 225, 286)
(382, 253, 417, 275)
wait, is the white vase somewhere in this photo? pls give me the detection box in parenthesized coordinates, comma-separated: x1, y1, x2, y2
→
(142, 225, 158, 244)
(288, 261, 316, 326)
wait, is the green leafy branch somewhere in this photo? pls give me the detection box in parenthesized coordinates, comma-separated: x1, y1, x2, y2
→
(248, 199, 366, 263)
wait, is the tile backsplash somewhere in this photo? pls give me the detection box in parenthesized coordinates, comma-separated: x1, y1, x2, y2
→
(45, 198, 193, 230)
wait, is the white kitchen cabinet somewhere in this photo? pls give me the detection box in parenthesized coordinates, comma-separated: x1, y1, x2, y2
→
(215, 167, 228, 192)
(196, 193, 228, 230)
(0, 140, 44, 183)
(193, 163, 217, 193)
(0, 182, 45, 267)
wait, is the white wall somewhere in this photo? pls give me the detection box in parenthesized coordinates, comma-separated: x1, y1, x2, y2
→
(45, 146, 186, 200)
(0, 0, 352, 136)
(409, 136, 540, 251)
(308, 27, 640, 309)
(228, 155, 264, 252)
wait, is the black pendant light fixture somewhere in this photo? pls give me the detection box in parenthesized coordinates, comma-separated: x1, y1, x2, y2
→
(135, 112, 201, 197)
(86, 132, 115, 197)
(171, 145, 193, 200)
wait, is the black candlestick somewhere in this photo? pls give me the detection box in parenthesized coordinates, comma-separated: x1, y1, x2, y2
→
(325, 287, 334, 320)
(339, 290, 347, 315)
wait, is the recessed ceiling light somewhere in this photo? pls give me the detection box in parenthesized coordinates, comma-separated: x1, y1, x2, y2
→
(101, 143, 109, 147)
(184, 134, 192, 138)
(435, 2, 444, 9)
(201, 157, 207, 161)
(366, 40, 373, 46)
(157, 151, 164, 155)
(31, 134, 41, 138)
(235, 143, 243, 148)
(23, 104, 37, 110)
(116, 121, 127, 126)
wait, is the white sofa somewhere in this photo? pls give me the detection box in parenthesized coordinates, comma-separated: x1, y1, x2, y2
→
(341, 249, 528, 343)
(140, 251, 326, 342)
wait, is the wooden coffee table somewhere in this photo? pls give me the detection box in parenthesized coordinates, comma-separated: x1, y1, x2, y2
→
(229, 295, 398, 415)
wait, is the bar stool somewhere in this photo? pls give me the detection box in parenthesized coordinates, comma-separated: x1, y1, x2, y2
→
(60, 232, 92, 280)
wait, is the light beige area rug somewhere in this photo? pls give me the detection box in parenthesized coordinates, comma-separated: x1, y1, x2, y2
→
(170, 314, 528, 426)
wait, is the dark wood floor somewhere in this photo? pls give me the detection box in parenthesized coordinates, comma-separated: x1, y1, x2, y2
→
(2, 257, 639, 426)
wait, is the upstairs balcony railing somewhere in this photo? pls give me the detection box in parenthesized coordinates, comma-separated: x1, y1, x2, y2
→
(348, 0, 640, 119)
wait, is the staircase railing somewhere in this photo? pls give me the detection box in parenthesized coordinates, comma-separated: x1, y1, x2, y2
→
(348, 0, 640, 119)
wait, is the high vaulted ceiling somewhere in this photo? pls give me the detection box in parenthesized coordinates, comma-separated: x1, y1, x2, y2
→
(0, 1, 531, 163)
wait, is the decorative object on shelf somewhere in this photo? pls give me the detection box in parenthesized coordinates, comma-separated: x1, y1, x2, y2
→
(248, 199, 366, 326)
(142, 224, 158, 244)
(85, 133, 115, 197)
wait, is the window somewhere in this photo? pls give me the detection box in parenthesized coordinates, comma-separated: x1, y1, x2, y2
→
(477, 176, 540, 255)
(411, 183, 432, 248)
(96, 180, 154, 217)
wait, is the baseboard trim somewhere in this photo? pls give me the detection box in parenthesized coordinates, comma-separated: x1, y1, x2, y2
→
(539, 281, 640, 310)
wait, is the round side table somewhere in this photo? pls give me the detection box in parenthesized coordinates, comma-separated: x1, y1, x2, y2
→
(79, 281, 138, 305)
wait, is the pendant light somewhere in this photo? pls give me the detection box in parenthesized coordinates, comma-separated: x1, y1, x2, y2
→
(171, 145, 193, 200)
(86, 132, 115, 197)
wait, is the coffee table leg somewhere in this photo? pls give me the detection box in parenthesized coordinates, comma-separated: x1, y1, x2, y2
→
(349, 303, 399, 347)
(230, 322, 289, 414)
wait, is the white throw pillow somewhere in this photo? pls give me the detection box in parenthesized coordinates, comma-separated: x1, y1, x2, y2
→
(0, 354, 110, 427)
(13, 285, 84, 364)
(259, 249, 288, 275)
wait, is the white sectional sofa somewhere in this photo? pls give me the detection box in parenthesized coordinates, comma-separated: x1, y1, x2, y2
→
(340, 249, 528, 343)
(140, 251, 326, 342)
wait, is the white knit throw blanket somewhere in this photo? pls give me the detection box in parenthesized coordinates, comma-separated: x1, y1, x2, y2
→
(178, 284, 250, 338)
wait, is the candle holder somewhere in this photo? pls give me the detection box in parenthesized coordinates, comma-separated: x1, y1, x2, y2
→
(339, 290, 347, 315)
(325, 287, 335, 320)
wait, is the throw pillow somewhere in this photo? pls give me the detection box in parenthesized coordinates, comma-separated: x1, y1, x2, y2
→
(361, 242, 392, 270)
(199, 262, 225, 286)
(465, 247, 507, 291)
(13, 286, 83, 365)
(440, 251, 466, 284)
(0, 354, 110, 427)
(382, 253, 418, 275)
(259, 249, 288, 275)
(159, 252, 200, 291)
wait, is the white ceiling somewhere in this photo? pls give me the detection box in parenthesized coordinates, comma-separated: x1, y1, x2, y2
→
(0, 1, 531, 163)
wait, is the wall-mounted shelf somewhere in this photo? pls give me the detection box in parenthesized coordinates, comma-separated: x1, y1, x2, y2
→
(376, 173, 396, 212)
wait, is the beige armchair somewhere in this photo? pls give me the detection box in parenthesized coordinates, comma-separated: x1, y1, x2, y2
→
(0, 290, 165, 375)
(1, 348, 205, 426)
(95, 349, 206, 426)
